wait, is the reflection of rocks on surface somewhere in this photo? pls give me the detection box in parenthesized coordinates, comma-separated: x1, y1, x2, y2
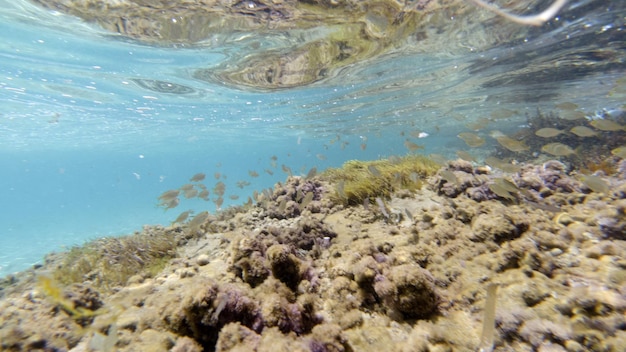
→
(30, 0, 536, 89)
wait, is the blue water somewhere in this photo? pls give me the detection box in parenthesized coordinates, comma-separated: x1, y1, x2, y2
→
(1, 0, 624, 276)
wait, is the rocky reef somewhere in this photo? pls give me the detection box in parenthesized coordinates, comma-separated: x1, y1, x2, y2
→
(1, 156, 626, 351)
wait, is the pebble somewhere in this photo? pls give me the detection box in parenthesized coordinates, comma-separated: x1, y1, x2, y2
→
(196, 254, 210, 266)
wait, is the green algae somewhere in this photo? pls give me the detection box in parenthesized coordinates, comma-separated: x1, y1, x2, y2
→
(321, 154, 440, 206)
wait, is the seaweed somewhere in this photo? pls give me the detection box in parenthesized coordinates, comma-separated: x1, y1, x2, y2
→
(52, 228, 178, 292)
(320, 154, 440, 206)
(37, 275, 99, 321)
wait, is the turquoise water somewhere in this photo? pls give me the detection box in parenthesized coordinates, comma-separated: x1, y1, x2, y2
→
(1, 0, 624, 276)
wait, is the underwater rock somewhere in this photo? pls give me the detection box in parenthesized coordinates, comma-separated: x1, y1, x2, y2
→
(162, 280, 264, 350)
(594, 200, 626, 240)
(470, 205, 529, 243)
(3, 158, 626, 351)
(517, 160, 583, 194)
(265, 177, 326, 219)
(375, 264, 440, 319)
(266, 244, 303, 291)
(309, 323, 349, 352)
(214, 322, 260, 352)
(196, 254, 210, 266)
(171, 336, 203, 352)
(230, 236, 270, 288)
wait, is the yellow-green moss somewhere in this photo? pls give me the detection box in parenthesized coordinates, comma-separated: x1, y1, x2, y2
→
(53, 229, 178, 292)
(320, 155, 441, 206)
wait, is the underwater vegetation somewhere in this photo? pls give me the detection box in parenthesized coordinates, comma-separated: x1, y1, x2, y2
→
(2, 148, 626, 351)
(51, 227, 179, 292)
(320, 154, 440, 206)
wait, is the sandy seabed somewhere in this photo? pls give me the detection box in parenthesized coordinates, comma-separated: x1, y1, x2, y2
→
(1, 159, 625, 352)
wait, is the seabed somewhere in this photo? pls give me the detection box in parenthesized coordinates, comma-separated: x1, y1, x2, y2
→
(1, 149, 626, 352)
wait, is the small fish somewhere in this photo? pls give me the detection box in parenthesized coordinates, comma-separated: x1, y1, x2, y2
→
(484, 157, 521, 173)
(559, 110, 586, 120)
(158, 189, 180, 200)
(188, 211, 209, 229)
(440, 170, 458, 185)
(172, 210, 194, 225)
(556, 102, 579, 111)
(179, 184, 195, 191)
(489, 183, 516, 200)
(541, 143, 575, 156)
(213, 181, 226, 196)
(428, 154, 448, 165)
(611, 146, 626, 159)
(236, 180, 251, 188)
(496, 136, 529, 152)
(264, 169, 274, 175)
(214, 197, 224, 209)
(214, 172, 221, 179)
(580, 175, 609, 194)
(404, 140, 424, 152)
(281, 164, 292, 176)
(337, 180, 346, 199)
(465, 118, 490, 131)
(161, 197, 179, 210)
(535, 128, 564, 138)
(306, 167, 317, 179)
(456, 150, 476, 162)
(184, 188, 199, 199)
(589, 119, 625, 131)
(278, 199, 287, 213)
(569, 126, 598, 137)
(404, 209, 414, 223)
(198, 189, 210, 200)
(368, 165, 382, 177)
(375, 197, 390, 219)
(190, 173, 206, 182)
(490, 108, 517, 120)
(300, 192, 314, 208)
(316, 154, 327, 161)
(360, 143, 367, 151)
(248, 170, 259, 178)
(457, 132, 485, 147)
(494, 178, 518, 193)
(229, 194, 240, 200)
